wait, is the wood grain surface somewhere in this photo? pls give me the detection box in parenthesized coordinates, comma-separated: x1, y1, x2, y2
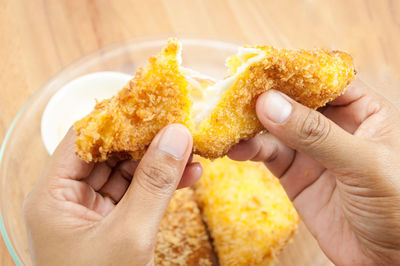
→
(1, 0, 399, 265)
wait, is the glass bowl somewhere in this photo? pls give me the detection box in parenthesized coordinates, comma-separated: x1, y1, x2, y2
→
(0, 36, 328, 265)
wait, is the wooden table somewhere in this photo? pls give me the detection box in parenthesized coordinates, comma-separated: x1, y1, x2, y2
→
(1, 0, 399, 265)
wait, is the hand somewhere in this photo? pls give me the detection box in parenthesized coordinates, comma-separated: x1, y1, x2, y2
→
(23, 124, 201, 265)
(228, 81, 400, 265)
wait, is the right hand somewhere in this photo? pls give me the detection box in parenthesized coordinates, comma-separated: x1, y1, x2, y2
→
(228, 81, 400, 265)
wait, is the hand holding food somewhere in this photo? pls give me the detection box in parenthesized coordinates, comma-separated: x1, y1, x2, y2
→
(228, 81, 400, 265)
(23, 37, 400, 266)
(74, 38, 355, 162)
(23, 124, 213, 265)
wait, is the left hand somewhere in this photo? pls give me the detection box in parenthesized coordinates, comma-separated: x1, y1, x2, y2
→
(23, 124, 201, 266)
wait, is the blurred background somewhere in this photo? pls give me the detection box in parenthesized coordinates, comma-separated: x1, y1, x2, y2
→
(1, 0, 399, 265)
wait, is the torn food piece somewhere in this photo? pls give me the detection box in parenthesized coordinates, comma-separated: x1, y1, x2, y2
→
(74, 38, 355, 162)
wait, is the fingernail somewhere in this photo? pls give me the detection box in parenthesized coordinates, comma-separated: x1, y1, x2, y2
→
(158, 125, 190, 159)
(263, 90, 292, 124)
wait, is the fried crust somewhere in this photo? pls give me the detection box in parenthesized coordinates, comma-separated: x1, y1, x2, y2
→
(74, 39, 355, 162)
(193, 157, 299, 265)
(194, 46, 355, 158)
(155, 188, 213, 265)
(74, 39, 194, 161)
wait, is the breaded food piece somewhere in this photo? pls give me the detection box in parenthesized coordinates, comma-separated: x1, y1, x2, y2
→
(74, 39, 194, 161)
(193, 46, 355, 158)
(155, 188, 213, 265)
(74, 38, 356, 162)
(193, 157, 299, 265)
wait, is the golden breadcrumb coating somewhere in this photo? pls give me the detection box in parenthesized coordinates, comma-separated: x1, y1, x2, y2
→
(193, 46, 355, 158)
(155, 188, 213, 266)
(74, 38, 355, 162)
(74, 39, 194, 161)
(193, 157, 299, 266)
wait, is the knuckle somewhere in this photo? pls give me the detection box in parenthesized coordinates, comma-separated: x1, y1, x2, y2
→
(297, 110, 332, 146)
(254, 135, 279, 163)
(136, 164, 177, 194)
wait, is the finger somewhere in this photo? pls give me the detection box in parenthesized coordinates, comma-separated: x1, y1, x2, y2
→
(45, 128, 94, 181)
(63, 180, 116, 218)
(99, 170, 130, 203)
(177, 162, 203, 189)
(328, 79, 367, 106)
(227, 138, 263, 161)
(97, 161, 138, 202)
(323, 82, 383, 134)
(98, 159, 197, 201)
(227, 133, 295, 177)
(83, 162, 113, 191)
(227, 132, 325, 200)
(187, 153, 194, 165)
(256, 89, 374, 174)
(279, 152, 326, 200)
(111, 160, 139, 182)
(98, 156, 196, 202)
(111, 123, 192, 237)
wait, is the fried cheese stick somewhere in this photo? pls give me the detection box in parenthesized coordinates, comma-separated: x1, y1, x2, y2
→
(74, 38, 355, 162)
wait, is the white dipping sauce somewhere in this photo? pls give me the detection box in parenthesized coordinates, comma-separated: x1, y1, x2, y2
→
(41, 72, 132, 155)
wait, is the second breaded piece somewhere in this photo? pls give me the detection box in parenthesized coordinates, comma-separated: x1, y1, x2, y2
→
(193, 157, 299, 265)
(193, 46, 355, 158)
(155, 188, 213, 266)
(74, 38, 355, 162)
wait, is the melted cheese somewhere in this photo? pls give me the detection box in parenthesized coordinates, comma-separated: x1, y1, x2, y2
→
(179, 47, 266, 125)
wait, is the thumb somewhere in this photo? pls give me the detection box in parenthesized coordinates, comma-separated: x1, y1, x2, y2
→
(111, 123, 192, 238)
(256, 89, 371, 173)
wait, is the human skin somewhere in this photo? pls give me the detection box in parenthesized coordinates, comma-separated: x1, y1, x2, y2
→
(23, 124, 202, 266)
(24, 81, 400, 265)
(228, 80, 400, 265)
